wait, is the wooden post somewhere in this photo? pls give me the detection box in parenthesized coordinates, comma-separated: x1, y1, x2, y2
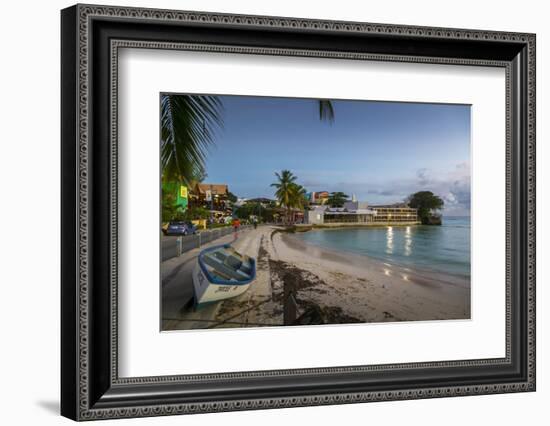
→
(283, 289, 297, 325)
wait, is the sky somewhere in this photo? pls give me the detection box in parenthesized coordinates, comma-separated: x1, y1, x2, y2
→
(197, 95, 471, 216)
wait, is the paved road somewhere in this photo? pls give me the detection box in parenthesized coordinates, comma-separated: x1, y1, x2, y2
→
(160, 226, 262, 329)
(161, 235, 179, 261)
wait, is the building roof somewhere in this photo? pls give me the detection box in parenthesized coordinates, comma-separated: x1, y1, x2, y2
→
(371, 203, 415, 209)
(325, 208, 375, 215)
(196, 183, 228, 195)
(343, 201, 359, 211)
(246, 197, 274, 204)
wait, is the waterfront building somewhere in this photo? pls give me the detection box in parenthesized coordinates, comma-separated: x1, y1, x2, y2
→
(370, 203, 419, 223)
(307, 203, 375, 224)
(306, 201, 419, 225)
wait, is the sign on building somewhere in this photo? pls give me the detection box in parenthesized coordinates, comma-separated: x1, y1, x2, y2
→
(176, 184, 188, 210)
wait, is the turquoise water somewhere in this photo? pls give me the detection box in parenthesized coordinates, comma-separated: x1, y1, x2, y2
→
(294, 217, 471, 277)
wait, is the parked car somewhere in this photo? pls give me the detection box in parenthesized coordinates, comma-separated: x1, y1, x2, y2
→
(163, 221, 198, 236)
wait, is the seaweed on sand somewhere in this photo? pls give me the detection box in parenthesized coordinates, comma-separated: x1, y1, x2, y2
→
(268, 258, 362, 325)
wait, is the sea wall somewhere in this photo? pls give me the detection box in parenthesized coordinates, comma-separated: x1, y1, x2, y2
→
(295, 221, 421, 232)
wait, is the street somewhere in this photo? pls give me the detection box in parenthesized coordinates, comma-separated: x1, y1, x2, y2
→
(161, 227, 249, 327)
(161, 225, 277, 330)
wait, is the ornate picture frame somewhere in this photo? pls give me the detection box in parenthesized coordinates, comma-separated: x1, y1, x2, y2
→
(61, 4, 535, 420)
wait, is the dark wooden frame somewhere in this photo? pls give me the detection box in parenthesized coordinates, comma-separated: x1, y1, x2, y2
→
(61, 4, 536, 421)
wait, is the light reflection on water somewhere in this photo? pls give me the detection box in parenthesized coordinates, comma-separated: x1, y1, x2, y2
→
(386, 226, 394, 255)
(295, 217, 471, 277)
(404, 226, 412, 257)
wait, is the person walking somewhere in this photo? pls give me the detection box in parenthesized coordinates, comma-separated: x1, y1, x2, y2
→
(232, 217, 241, 241)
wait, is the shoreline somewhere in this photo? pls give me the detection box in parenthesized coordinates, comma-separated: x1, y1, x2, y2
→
(162, 225, 471, 330)
(271, 229, 471, 323)
(286, 228, 471, 283)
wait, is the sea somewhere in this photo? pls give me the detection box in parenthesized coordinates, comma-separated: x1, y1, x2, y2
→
(293, 216, 471, 278)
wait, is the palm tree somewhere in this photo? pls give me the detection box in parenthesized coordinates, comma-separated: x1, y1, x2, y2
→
(161, 94, 223, 184)
(161, 96, 334, 186)
(327, 191, 349, 207)
(271, 170, 298, 224)
(289, 183, 308, 210)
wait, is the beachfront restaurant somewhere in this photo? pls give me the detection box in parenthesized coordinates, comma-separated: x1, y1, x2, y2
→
(307, 203, 375, 224)
(370, 204, 419, 223)
(323, 207, 376, 223)
(307, 202, 419, 225)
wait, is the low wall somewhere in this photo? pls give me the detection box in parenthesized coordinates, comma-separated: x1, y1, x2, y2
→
(161, 225, 253, 262)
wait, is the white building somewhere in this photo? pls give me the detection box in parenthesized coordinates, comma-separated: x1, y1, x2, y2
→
(307, 201, 376, 224)
(306, 201, 419, 225)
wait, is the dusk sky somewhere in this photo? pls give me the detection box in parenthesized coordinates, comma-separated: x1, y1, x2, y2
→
(198, 95, 471, 216)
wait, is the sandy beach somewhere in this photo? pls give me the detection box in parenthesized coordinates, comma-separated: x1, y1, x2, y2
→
(271, 229, 470, 323)
(162, 225, 470, 330)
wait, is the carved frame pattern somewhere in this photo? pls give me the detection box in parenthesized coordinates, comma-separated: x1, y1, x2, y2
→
(61, 4, 536, 421)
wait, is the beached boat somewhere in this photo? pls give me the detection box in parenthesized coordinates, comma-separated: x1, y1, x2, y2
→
(192, 244, 256, 307)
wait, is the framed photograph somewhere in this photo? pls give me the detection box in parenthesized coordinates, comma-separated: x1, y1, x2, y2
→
(61, 4, 536, 421)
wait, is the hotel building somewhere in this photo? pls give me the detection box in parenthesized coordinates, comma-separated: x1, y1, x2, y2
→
(370, 204, 419, 223)
(307, 201, 419, 225)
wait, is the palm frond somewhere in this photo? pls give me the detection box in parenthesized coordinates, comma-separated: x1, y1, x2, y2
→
(161, 94, 223, 184)
(319, 99, 335, 124)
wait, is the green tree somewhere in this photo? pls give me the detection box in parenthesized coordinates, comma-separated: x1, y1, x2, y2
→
(327, 191, 349, 207)
(182, 206, 210, 221)
(271, 170, 297, 223)
(235, 202, 275, 223)
(161, 189, 181, 222)
(227, 191, 238, 203)
(234, 203, 255, 221)
(271, 170, 311, 224)
(289, 184, 308, 210)
(408, 191, 444, 224)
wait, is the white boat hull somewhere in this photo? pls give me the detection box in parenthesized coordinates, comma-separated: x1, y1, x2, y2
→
(192, 263, 251, 306)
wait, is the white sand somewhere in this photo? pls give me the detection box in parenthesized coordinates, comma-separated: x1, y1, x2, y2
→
(163, 225, 470, 330)
(268, 229, 471, 322)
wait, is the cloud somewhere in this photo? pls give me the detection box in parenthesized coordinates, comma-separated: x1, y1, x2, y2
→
(362, 162, 471, 214)
(301, 179, 324, 187)
(416, 168, 430, 186)
(422, 162, 470, 215)
(286, 162, 471, 215)
(366, 189, 399, 196)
